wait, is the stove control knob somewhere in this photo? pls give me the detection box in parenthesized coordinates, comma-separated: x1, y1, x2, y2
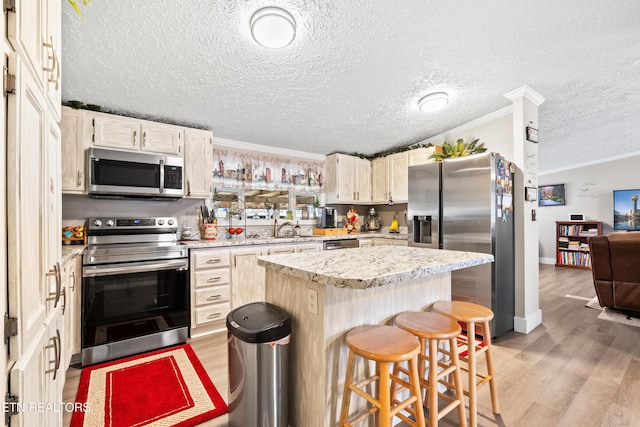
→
(93, 219, 102, 227)
(167, 219, 175, 226)
(106, 219, 114, 227)
(157, 219, 165, 226)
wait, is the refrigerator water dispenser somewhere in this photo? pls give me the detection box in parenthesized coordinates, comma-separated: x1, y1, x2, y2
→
(413, 215, 433, 245)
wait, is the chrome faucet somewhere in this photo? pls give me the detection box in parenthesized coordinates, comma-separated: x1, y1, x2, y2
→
(276, 221, 293, 237)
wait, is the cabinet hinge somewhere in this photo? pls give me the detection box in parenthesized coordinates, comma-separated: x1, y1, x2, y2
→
(5, 392, 19, 424)
(91, 118, 95, 142)
(3, 70, 16, 95)
(4, 314, 17, 344)
(4, 0, 15, 13)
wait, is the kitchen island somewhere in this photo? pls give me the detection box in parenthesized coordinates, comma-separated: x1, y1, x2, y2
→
(257, 246, 494, 427)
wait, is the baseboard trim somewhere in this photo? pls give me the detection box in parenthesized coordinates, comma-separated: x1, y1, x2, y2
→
(539, 257, 555, 265)
(514, 309, 542, 334)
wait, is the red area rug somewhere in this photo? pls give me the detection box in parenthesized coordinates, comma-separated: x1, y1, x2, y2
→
(456, 333, 485, 358)
(70, 344, 228, 427)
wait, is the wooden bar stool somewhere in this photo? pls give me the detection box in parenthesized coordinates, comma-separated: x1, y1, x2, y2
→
(432, 301, 499, 427)
(339, 325, 425, 427)
(394, 312, 467, 427)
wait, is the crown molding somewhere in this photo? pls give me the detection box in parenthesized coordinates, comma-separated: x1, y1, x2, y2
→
(212, 137, 326, 162)
(539, 150, 640, 175)
(503, 85, 546, 106)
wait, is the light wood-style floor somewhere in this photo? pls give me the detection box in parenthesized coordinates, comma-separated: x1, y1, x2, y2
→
(63, 265, 640, 426)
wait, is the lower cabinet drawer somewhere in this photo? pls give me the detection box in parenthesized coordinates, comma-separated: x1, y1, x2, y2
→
(195, 303, 230, 326)
(194, 270, 230, 288)
(195, 286, 231, 307)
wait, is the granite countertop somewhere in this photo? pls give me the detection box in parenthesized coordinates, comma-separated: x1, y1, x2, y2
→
(257, 246, 494, 289)
(184, 232, 408, 249)
(61, 245, 85, 265)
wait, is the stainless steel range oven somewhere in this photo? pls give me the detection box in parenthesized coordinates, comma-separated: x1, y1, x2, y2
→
(82, 216, 189, 366)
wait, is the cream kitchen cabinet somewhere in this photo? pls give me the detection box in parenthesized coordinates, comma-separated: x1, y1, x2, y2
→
(407, 146, 436, 166)
(190, 249, 232, 338)
(6, 1, 65, 424)
(371, 157, 390, 204)
(9, 308, 65, 427)
(296, 243, 322, 253)
(231, 247, 268, 309)
(60, 107, 91, 193)
(371, 238, 408, 246)
(370, 152, 409, 204)
(190, 242, 323, 338)
(231, 243, 322, 308)
(62, 254, 81, 368)
(387, 152, 409, 203)
(184, 128, 214, 198)
(91, 111, 184, 155)
(268, 245, 297, 255)
(8, 0, 62, 120)
(358, 239, 373, 247)
(325, 153, 371, 204)
(7, 53, 61, 362)
(44, 0, 61, 119)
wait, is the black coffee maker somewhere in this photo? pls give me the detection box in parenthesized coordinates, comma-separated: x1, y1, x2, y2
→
(317, 207, 336, 228)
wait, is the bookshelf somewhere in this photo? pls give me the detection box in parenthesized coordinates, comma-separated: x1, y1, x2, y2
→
(555, 221, 602, 269)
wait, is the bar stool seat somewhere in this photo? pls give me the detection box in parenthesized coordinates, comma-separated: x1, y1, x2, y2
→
(339, 324, 425, 427)
(394, 311, 468, 427)
(433, 301, 499, 427)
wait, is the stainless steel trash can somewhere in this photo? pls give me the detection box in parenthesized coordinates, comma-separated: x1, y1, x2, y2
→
(227, 302, 291, 427)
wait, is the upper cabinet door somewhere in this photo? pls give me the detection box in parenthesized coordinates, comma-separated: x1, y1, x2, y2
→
(44, 0, 62, 120)
(184, 129, 213, 198)
(93, 113, 141, 151)
(140, 121, 183, 155)
(388, 152, 409, 202)
(336, 154, 356, 203)
(7, 0, 45, 93)
(60, 107, 88, 193)
(355, 157, 371, 203)
(371, 157, 389, 204)
(407, 147, 435, 166)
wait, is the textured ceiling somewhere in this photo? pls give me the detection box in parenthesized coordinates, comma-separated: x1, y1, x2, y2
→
(61, 0, 640, 173)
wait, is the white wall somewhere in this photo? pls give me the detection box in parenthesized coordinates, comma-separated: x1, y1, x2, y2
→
(537, 154, 640, 263)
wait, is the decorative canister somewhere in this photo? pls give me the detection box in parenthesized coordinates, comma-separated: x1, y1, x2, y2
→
(203, 223, 218, 240)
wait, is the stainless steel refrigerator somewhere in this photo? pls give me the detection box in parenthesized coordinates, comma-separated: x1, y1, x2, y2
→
(408, 152, 515, 337)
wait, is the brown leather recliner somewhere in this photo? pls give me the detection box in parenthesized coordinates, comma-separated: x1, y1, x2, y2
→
(589, 232, 640, 314)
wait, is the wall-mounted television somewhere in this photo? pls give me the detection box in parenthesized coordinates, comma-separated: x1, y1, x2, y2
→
(613, 189, 640, 230)
(538, 184, 566, 206)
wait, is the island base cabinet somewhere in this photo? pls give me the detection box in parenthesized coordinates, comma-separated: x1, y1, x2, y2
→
(264, 269, 451, 427)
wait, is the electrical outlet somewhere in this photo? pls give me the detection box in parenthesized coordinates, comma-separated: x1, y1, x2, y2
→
(307, 288, 318, 315)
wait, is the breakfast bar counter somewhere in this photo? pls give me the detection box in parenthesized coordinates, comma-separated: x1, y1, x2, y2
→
(257, 246, 493, 427)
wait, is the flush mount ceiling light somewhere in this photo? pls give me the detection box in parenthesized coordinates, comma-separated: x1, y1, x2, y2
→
(250, 7, 296, 49)
(418, 92, 449, 113)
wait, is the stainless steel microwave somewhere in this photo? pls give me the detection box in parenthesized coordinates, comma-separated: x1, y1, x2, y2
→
(88, 148, 184, 200)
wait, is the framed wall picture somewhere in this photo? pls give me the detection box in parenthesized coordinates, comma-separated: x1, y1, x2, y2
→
(538, 184, 566, 206)
(526, 125, 539, 143)
(525, 187, 538, 202)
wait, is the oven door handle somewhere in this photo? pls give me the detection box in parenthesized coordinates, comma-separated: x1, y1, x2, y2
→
(83, 259, 189, 277)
